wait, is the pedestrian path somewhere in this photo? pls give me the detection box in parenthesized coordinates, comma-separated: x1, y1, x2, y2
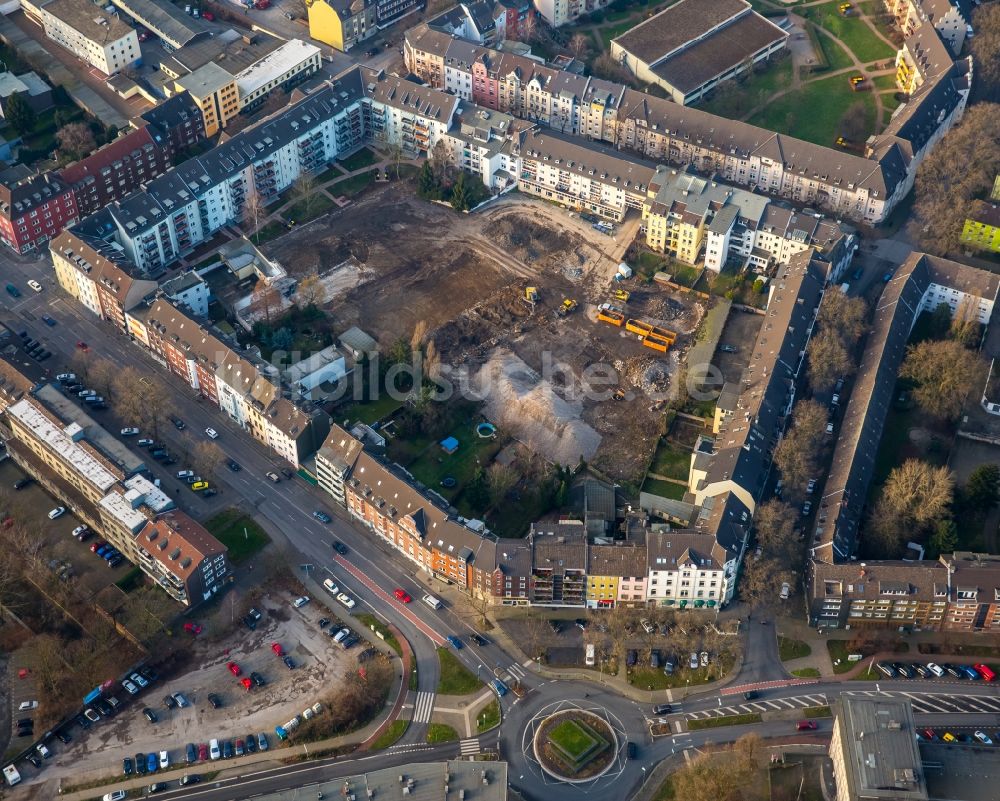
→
(459, 737, 480, 756)
(506, 663, 527, 681)
(412, 691, 435, 724)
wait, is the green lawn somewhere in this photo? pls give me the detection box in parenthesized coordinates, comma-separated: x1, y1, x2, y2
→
(801, 1, 896, 62)
(850, 666, 879, 681)
(437, 648, 484, 695)
(778, 637, 812, 661)
(370, 719, 408, 750)
(688, 712, 762, 730)
(802, 705, 833, 718)
(283, 193, 334, 225)
(748, 73, 877, 147)
(329, 170, 377, 197)
(356, 613, 402, 656)
(641, 477, 687, 501)
(628, 660, 728, 690)
(426, 723, 459, 744)
(549, 719, 598, 758)
(477, 699, 501, 732)
(791, 667, 821, 678)
(254, 221, 287, 244)
(338, 147, 380, 171)
(601, 20, 638, 50)
(205, 510, 271, 565)
(806, 23, 855, 72)
(114, 566, 145, 593)
(341, 395, 402, 426)
(872, 73, 898, 90)
(650, 439, 690, 481)
(317, 163, 345, 183)
(403, 425, 502, 502)
(700, 58, 794, 119)
(880, 91, 902, 115)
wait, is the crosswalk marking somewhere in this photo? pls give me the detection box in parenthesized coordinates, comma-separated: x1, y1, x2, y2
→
(459, 738, 480, 756)
(687, 693, 833, 720)
(413, 691, 435, 724)
(507, 663, 526, 681)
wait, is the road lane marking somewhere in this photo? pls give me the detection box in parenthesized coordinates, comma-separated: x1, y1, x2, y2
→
(413, 691, 435, 724)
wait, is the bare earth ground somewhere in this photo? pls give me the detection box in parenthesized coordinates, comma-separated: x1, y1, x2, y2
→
(270, 188, 711, 482)
(16, 596, 353, 790)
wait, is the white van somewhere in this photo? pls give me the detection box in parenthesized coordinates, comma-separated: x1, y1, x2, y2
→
(422, 594, 442, 610)
(585, 643, 595, 667)
(209, 739, 220, 760)
(3, 764, 21, 786)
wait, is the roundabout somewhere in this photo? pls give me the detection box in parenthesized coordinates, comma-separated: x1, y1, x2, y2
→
(519, 699, 630, 790)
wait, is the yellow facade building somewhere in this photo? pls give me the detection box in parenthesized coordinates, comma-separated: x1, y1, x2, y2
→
(306, 0, 375, 51)
(175, 63, 240, 137)
(960, 201, 1000, 254)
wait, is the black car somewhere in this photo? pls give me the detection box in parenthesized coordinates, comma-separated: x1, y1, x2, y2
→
(55, 729, 72, 744)
(319, 618, 330, 628)
(185, 743, 197, 764)
(943, 663, 965, 679)
(251, 671, 266, 687)
(332, 540, 348, 555)
(140, 666, 159, 682)
(743, 690, 759, 701)
(227, 459, 241, 472)
(280, 468, 293, 479)
(74, 713, 91, 730)
(222, 740, 234, 759)
(143, 707, 158, 723)
(207, 693, 223, 710)
(626, 741, 637, 759)
(172, 418, 186, 430)
(243, 614, 257, 630)
(341, 635, 359, 649)
(549, 621, 562, 634)
(135, 753, 147, 775)
(27, 754, 42, 768)
(163, 694, 178, 709)
(470, 633, 488, 647)
(13, 477, 32, 490)
(626, 649, 638, 667)
(202, 488, 218, 498)
(16, 717, 33, 727)
(148, 782, 169, 794)
(652, 704, 671, 715)
(95, 699, 114, 717)
(283, 655, 296, 670)
(179, 774, 202, 786)
(575, 618, 587, 631)
(894, 662, 916, 679)
(123, 757, 134, 776)
(244, 734, 257, 753)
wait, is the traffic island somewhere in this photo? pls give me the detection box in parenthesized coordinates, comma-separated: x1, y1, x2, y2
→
(533, 710, 617, 782)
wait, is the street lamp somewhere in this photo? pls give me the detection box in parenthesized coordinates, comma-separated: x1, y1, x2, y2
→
(477, 664, 483, 681)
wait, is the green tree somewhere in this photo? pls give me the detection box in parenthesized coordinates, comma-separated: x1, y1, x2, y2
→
(5, 93, 36, 135)
(417, 161, 437, 198)
(927, 518, 958, 557)
(450, 171, 468, 211)
(965, 464, 1000, 511)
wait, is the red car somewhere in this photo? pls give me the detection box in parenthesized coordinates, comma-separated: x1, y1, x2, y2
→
(240, 677, 252, 691)
(393, 589, 412, 603)
(227, 661, 242, 676)
(183, 622, 202, 635)
(198, 743, 209, 761)
(201, 10, 214, 20)
(90, 540, 107, 553)
(76, 341, 89, 351)
(271, 642, 283, 656)
(796, 720, 818, 731)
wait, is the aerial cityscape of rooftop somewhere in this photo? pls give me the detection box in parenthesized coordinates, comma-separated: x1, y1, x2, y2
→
(0, 0, 999, 798)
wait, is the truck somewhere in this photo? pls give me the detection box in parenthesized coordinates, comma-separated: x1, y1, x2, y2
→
(3, 764, 21, 786)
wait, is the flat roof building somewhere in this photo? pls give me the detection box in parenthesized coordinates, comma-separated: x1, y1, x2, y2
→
(23, 0, 141, 75)
(610, 0, 788, 105)
(830, 697, 927, 801)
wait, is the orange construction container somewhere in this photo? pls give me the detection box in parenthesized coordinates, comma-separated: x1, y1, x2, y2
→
(626, 319, 653, 337)
(598, 308, 625, 326)
(642, 333, 672, 353)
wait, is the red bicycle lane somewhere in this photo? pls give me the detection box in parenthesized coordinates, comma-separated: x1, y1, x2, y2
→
(333, 555, 448, 647)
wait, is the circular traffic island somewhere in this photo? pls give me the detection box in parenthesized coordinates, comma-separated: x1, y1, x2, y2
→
(533, 709, 617, 782)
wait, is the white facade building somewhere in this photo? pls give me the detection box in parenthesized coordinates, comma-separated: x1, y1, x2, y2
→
(24, 0, 140, 75)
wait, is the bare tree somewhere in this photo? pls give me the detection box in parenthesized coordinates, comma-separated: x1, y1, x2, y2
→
(291, 173, 318, 220)
(410, 320, 428, 354)
(486, 462, 518, 507)
(56, 123, 97, 161)
(522, 613, 549, 662)
(900, 339, 987, 421)
(243, 185, 267, 242)
(429, 140, 454, 186)
(774, 398, 829, 499)
(754, 499, 799, 561)
(296, 273, 327, 308)
(250, 282, 282, 325)
(740, 555, 791, 611)
(568, 32, 590, 62)
(868, 459, 954, 557)
(89, 358, 117, 400)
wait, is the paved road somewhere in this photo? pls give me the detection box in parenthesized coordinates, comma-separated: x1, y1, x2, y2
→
(5, 257, 1000, 801)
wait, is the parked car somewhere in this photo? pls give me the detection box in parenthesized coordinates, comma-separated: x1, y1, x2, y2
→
(292, 596, 310, 608)
(251, 671, 266, 687)
(336, 592, 356, 609)
(205, 427, 219, 439)
(257, 732, 269, 751)
(208, 693, 223, 709)
(48, 507, 66, 519)
(227, 661, 242, 676)
(689, 652, 699, 669)
(120, 427, 139, 436)
(313, 510, 332, 523)
(796, 720, 818, 731)
(123, 758, 134, 776)
(143, 707, 158, 723)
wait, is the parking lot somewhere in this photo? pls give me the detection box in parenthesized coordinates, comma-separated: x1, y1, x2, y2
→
(10, 590, 366, 786)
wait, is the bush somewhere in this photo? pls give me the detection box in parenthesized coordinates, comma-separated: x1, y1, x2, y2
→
(292, 656, 394, 742)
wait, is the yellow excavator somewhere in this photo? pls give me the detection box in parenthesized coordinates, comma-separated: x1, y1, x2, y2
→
(556, 298, 578, 317)
(524, 287, 539, 305)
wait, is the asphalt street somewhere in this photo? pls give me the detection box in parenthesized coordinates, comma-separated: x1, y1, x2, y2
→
(4, 258, 1000, 801)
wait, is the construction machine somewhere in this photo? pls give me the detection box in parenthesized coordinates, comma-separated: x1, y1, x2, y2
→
(556, 298, 578, 317)
(524, 287, 539, 305)
(612, 288, 631, 303)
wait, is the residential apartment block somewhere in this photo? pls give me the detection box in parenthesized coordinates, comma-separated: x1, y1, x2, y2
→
(643, 165, 856, 274)
(175, 62, 241, 137)
(610, 0, 788, 105)
(23, 0, 140, 75)
(306, 0, 378, 51)
(814, 253, 999, 568)
(960, 201, 1000, 253)
(124, 297, 330, 467)
(404, 19, 970, 225)
(532, 0, 612, 27)
(235, 39, 323, 112)
(0, 173, 78, 254)
(646, 530, 731, 610)
(884, 0, 970, 56)
(0, 380, 229, 607)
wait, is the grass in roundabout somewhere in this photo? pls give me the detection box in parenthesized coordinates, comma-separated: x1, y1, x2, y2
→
(538, 712, 614, 778)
